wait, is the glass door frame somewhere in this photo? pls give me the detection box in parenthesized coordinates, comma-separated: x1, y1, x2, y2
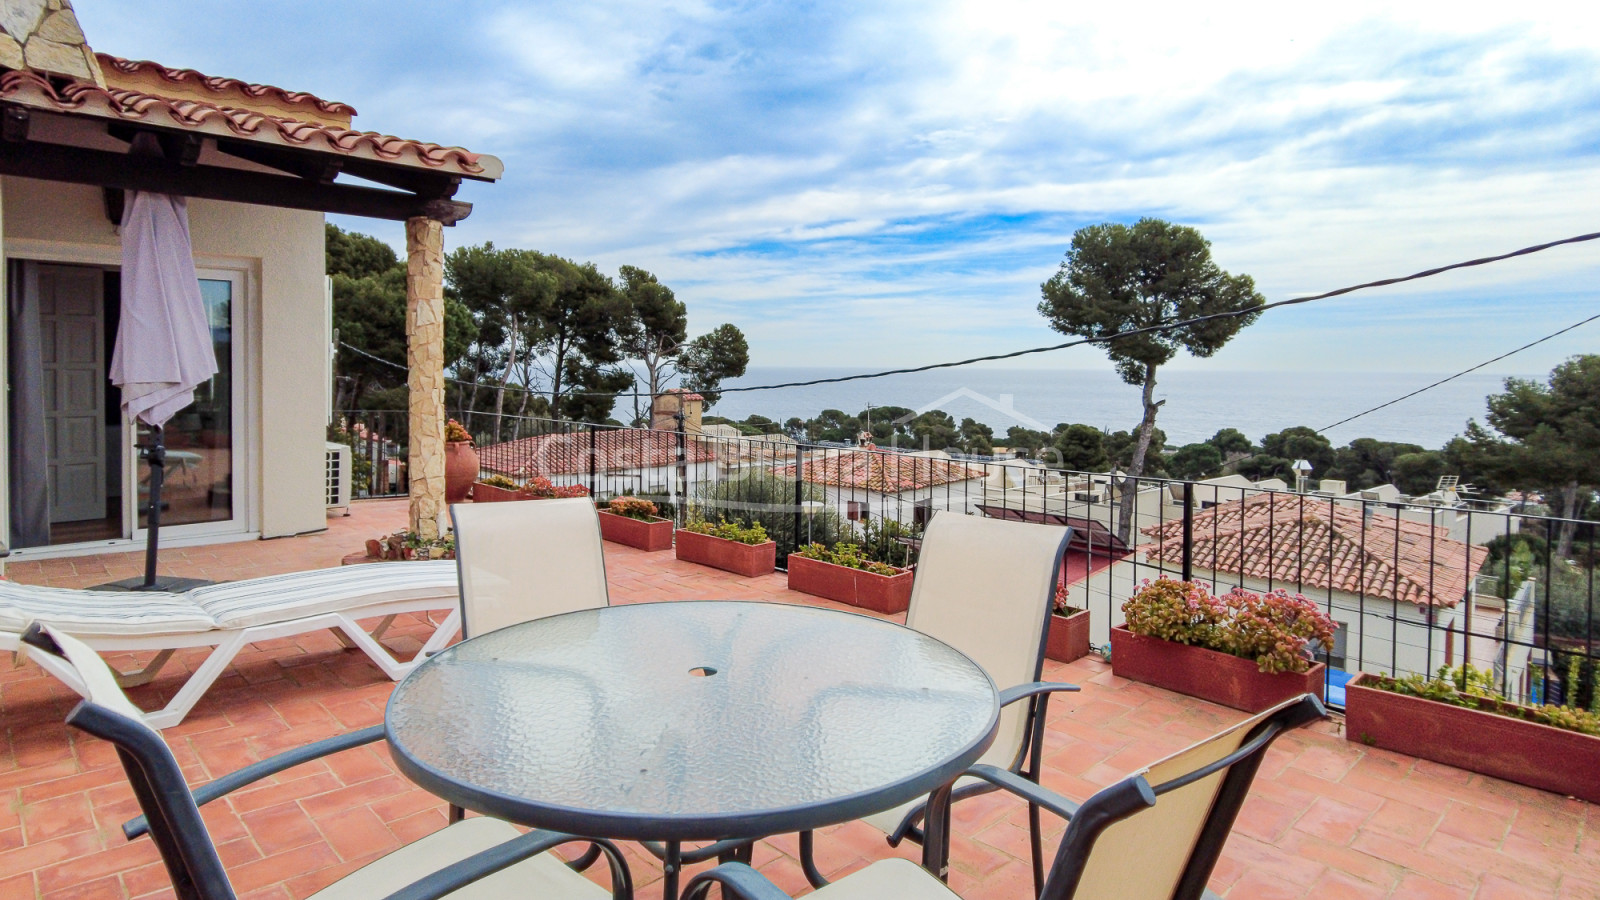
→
(125, 265, 255, 543)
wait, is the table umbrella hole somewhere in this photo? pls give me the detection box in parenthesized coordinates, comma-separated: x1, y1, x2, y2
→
(688, 666, 719, 677)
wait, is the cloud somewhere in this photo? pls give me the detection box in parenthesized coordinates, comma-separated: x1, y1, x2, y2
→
(79, 0, 1600, 375)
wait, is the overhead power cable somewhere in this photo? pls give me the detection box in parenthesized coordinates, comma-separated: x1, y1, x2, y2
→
(338, 229, 1600, 400)
(1316, 310, 1600, 434)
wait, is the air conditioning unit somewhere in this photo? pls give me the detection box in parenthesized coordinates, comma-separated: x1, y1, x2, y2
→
(325, 442, 352, 515)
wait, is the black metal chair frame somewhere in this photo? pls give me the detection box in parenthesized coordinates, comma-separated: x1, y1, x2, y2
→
(685, 694, 1327, 900)
(20, 623, 634, 900)
(797, 524, 1079, 895)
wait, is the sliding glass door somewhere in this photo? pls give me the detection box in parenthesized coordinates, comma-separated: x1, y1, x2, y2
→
(133, 270, 245, 536)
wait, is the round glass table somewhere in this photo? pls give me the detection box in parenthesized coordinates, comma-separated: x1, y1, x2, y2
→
(386, 600, 998, 889)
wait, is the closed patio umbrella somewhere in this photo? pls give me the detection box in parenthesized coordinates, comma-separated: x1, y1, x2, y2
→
(108, 189, 218, 591)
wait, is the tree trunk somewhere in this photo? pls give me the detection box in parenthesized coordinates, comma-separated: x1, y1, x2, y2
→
(1115, 363, 1165, 543)
(549, 335, 568, 420)
(463, 343, 483, 432)
(491, 313, 518, 443)
(1556, 481, 1581, 560)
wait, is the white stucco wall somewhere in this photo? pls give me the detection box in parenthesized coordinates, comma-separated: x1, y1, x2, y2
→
(2, 176, 328, 540)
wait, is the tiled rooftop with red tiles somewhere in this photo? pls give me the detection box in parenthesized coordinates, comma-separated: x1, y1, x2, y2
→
(3, 500, 1597, 899)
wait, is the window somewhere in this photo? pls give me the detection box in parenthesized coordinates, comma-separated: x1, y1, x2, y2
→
(1318, 622, 1349, 670)
(846, 501, 863, 521)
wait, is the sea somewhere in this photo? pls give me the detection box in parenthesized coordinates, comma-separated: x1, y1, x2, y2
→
(707, 367, 1524, 449)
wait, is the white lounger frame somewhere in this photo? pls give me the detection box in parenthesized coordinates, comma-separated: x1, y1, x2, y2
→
(1, 598, 460, 729)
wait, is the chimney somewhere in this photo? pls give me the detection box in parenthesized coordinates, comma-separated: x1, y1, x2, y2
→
(651, 390, 703, 433)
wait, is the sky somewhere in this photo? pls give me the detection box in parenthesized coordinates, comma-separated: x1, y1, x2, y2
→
(78, 1, 1600, 375)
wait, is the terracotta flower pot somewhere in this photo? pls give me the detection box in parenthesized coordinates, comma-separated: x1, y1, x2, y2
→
(597, 510, 674, 551)
(675, 529, 777, 577)
(444, 441, 479, 504)
(1344, 674, 1600, 803)
(786, 555, 913, 614)
(1045, 609, 1092, 663)
(1109, 626, 1325, 713)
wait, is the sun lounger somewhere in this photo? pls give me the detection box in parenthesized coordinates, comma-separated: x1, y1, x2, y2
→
(0, 561, 461, 728)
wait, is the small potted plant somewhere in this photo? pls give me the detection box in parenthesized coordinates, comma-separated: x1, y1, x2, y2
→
(444, 418, 478, 504)
(1045, 583, 1092, 663)
(1110, 579, 1332, 712)
(363, 530, 457, 561)
(676, 517, 777, 577)
(787, 542, 913, 614)
(1344, 662, 1600, 803)
(596, 496, 673, 551)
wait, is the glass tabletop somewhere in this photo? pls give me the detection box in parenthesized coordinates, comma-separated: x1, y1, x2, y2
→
(386, 600, 999, 841)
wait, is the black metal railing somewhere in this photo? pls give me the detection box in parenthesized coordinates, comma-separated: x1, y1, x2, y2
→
(330, 411, 410, 499)
(340, 410, 1600, 709)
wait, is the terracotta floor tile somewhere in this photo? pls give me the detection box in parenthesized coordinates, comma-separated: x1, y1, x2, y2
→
(4, 501, 1598, 900)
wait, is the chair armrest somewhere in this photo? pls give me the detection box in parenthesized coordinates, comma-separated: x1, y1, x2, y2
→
(124, 724, 385, 840)
(683, 863, 796, 900)
(998, 681, 1080, 707)
(966, 764, 1081, 821)
(382, 830, 633, 900)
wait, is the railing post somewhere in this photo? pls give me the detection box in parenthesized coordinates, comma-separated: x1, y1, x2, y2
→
(1181, 481, 1194, 582)
(674, 413, 688, 524)
(588, 425, 597, 497)
(793, 446, 806, 553)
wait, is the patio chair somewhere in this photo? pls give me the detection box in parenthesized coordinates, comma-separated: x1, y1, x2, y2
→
(684, 694, 1326, 900)
(450, 497, 610, 639)
(18, 622, 635, 900)
(0, 561, 461, 728)
(447, 496, 610, 826)
(798, 512, 1076, 893)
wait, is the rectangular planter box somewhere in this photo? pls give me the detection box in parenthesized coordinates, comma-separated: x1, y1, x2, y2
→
(597, 511, 674, 552)
(786, 555, 912, 614)
(1109, 626, 1325, 713)
(675, 530, 777, 578)
(1045, 609, 1092, 663)
(1344, 673, 1600, 803)
(472, 482, 528, 503)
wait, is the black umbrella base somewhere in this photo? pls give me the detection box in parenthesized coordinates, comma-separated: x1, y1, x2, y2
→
(90, 575, 216, 593)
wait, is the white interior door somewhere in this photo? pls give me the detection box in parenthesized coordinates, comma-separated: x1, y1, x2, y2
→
(37, 265, 107, 523)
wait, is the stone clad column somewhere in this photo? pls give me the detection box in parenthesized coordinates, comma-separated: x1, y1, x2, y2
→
(405, 216, 446, 539)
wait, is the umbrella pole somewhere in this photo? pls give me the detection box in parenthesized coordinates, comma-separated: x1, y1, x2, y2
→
(140, 425, 166, 591)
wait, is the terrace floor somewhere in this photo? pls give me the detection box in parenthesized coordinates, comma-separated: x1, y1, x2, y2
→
(2, 500, 1597, 900)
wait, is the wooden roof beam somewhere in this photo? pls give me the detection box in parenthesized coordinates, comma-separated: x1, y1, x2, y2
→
(0, 139, 472, 224)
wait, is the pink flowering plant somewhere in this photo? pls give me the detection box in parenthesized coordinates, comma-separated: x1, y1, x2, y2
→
(1121, 578, 1335, 674)
(522, 476, 589, 499)
(605, 496, 660, 521)
(1052, 583, 1083, 616)
(1121, 578, 1229, 647)
(1225, 588, 1336, 674)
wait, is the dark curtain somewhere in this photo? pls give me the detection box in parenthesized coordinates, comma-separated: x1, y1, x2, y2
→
(8, 260, 50, 548)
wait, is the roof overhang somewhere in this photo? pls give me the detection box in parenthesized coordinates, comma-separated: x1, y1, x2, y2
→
(0, 67, 501, 225)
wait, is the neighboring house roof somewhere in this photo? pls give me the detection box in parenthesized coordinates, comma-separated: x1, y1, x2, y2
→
(973, 506, 1130, 554)
(1142, 493, 1488, 608)
(478, 429, 717, 479)
(776, 453, 987, 493)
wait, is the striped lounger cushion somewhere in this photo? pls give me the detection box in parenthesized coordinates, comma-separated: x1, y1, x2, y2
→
(0, 581, 217, 636)
(189, 561, 459, 628)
